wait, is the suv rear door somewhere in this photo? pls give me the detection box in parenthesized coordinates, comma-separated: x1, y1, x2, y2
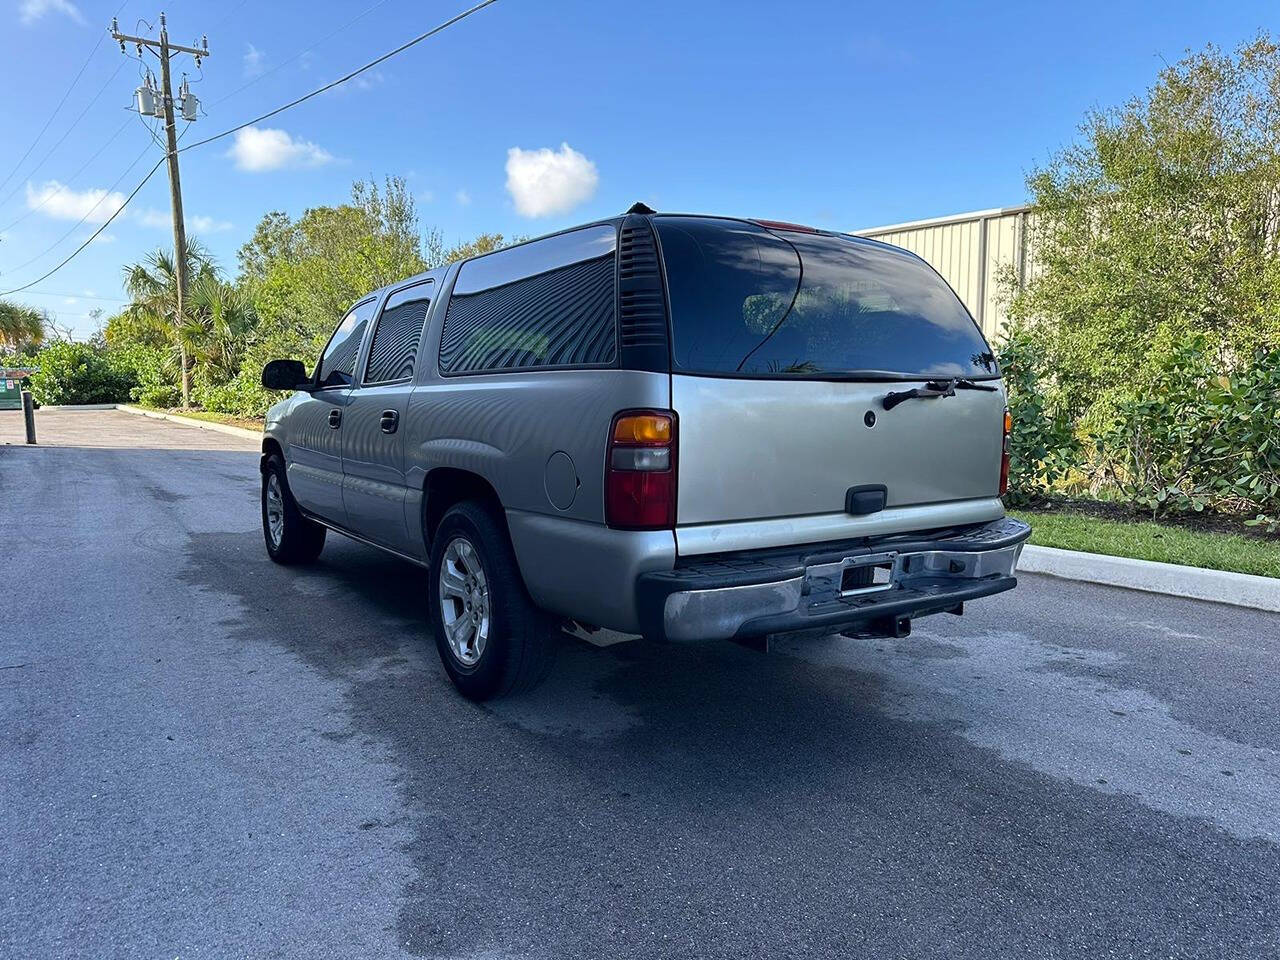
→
(340, 279, 434, 556)
(653, 217, 1006, 554)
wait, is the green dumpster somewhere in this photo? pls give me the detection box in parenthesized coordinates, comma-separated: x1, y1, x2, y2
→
(0, 369, 35, 411)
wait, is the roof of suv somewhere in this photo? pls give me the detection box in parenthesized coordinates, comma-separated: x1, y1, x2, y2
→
(366, 204, 913, 303)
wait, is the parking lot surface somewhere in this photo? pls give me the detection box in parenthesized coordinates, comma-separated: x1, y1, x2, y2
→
(2, 410, 1278, 959)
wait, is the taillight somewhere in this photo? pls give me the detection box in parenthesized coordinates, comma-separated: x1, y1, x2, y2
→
(606, 410, 676, 529)
(999, 407, 1012, 496)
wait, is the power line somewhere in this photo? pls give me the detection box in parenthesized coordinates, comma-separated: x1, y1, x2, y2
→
(0, 58, 130, 212)
(0, 2, 128, 198)
(2, 141, 155, 276)
(181, 0, 498, 154)
(0, 157, 165, 298)
(209, 0, 393, 109)
(0, 116, 134, 233)
(13, 290, 129, 303)
(205, 0, 252, 37)
(0, 0, 500, 297)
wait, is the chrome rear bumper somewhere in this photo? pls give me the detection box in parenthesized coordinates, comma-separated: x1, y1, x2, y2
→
(636, 517, 1031, 642)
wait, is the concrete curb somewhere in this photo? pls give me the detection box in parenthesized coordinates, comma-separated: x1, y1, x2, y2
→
(35, 403, 119, 411)
(1018, 544, 1280, 614)
(114, 404, 263, 442)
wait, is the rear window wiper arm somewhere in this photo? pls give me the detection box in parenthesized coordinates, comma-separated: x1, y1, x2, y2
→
(881, 377, 997, 411)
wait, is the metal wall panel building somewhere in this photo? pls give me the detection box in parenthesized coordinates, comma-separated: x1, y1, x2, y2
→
(852, 205, 1035, 339)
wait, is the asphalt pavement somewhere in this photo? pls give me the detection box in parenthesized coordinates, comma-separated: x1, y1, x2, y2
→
(2, 408, 1278, 960)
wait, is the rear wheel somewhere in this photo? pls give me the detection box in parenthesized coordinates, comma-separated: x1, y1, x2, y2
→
(428, 501, 555, 700)
(262, 454, 326, 565)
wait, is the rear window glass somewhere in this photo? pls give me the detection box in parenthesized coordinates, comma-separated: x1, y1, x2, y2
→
(365, 280, 432, 383)
(654, 217, 997, 379)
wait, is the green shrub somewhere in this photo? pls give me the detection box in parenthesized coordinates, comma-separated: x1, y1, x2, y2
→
(997, 327, 1080, 506)
(106, 342, 180, 408)
(22, 341, 133, 405)
(195, 370, 274, 419)
(1097, 338, 1280, 526)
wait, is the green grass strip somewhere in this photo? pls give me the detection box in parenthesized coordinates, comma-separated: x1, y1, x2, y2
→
(1010, 510, 1280, 579)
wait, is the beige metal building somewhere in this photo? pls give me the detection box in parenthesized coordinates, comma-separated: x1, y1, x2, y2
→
(852, 205, 1036, 339)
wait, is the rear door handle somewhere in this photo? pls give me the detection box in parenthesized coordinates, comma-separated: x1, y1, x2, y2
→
(379, 409, 399, 434)
(328, 409, 342, 429)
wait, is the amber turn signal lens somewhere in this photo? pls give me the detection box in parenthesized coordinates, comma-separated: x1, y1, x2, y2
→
(613, 413, 672, 444)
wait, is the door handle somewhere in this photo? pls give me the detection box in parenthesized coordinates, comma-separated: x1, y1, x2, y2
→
(328, 409, 342, 429)
(379, 409, 399, 434)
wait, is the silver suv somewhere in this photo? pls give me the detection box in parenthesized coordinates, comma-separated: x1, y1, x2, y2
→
(260, 205, 1030, 700)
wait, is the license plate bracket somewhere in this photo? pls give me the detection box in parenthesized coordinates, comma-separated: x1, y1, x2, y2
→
(803, 550, 899, 603)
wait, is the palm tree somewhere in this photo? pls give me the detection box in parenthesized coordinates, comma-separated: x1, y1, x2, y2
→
(0, 300, 46, 354)
(183, 273, 257, 384)
(122, 241, 215, 406)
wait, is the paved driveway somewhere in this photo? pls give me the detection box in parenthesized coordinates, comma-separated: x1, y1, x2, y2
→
(2, 410, 1278, 959)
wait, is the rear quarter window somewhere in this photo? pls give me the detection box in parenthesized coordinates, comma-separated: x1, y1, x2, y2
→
(439, 225, 618, 375)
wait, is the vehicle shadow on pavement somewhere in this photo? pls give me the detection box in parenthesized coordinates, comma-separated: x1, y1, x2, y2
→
(180, 529, 1280, 960)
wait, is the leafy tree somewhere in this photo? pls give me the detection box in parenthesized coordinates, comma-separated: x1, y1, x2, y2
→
(996, 325, 1080, 505)
(425, 230, 516, 268)
(207, 177, 521, 418)
(1007, 33, 1280, 421)
(244, 177, 426, 359)
(236, 211, 298, 297)
(0, 300, 46, 353)
(121, 240, 216, 406)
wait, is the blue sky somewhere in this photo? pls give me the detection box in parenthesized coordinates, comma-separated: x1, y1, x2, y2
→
(1, 0, 1274, 337)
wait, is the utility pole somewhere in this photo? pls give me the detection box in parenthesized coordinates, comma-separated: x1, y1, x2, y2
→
(112, 13, 209, 408)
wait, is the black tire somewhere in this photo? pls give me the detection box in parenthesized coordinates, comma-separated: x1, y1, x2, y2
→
(261, 454, 326, 565)
(428, 500, 556, 700)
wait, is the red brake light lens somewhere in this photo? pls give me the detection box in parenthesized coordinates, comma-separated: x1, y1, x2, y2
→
(999, 408, 1012, 496)
(751, 218, 820, 234)
(606, 410, 676, 529)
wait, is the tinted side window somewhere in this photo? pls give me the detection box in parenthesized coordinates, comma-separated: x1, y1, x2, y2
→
(364, 281, 433, 383)
(439, 225, 617, 374)
(316, 299, 376, 388)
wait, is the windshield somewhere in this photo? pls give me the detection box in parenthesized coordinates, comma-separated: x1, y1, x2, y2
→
(654, 216, 998, 379)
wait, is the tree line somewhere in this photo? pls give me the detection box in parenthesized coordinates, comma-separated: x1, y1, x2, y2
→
(0, 176, 512, 415)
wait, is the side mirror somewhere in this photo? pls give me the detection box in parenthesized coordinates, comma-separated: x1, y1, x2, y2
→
(261, 359, 311, 391)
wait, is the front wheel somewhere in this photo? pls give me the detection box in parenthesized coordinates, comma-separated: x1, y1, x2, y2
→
(428, 501, 555, 700)
(262, 454, 326, 565)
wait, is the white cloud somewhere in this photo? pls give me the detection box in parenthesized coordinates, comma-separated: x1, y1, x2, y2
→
(243, 43, 266, 78)
(455, 189, 471, 206)
(63, 297, 78, 305)
(190, 215, 233, 234)
(137, 207, 232, 233)
(227, 126, 334, 172)
(20, 0, 83, 25)
(90, 232, 117, 245)
(504, 142, 598, 218)
(25, 180, 126, 223)
(419, 189, 435, 203)
(135, 207, 169, 229)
